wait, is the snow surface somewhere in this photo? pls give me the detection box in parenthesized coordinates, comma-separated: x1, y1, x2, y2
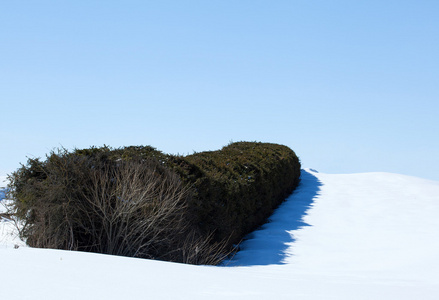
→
(1, 169, 439, 299)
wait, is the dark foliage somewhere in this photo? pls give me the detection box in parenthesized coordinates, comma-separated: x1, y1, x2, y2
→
(168, 142, 301, 246)
(7, 142, 300, 264)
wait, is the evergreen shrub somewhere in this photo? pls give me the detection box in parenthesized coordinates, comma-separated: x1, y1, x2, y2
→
(7, 142, 300, 264)
(169, 142, 301, 246)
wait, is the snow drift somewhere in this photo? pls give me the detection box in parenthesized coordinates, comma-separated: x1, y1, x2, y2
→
(1, 169, 439, 299)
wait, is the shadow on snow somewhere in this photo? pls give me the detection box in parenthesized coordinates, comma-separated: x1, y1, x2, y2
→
(223, 169, 322, 266)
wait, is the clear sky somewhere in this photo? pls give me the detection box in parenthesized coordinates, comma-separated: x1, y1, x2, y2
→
(1, 1, 438, 180)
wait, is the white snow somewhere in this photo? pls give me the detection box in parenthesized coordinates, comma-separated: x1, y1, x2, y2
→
(1, 169, 439, 299)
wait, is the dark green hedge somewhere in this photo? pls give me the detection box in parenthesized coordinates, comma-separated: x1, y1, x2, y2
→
(168, 142, 301, 246)
(7, 142, 300, 263)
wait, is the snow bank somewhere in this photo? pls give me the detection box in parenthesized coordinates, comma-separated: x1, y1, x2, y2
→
(1, 170, 439, 299)
(230, 170, 439, 281)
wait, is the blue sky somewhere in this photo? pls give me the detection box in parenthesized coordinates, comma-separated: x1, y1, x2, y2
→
(1, 1, 438, 180)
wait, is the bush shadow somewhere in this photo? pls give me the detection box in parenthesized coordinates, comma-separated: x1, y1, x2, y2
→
(223, 169, 322, 266)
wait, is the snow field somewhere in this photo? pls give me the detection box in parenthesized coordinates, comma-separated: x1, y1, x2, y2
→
(1, 169, 439, 299)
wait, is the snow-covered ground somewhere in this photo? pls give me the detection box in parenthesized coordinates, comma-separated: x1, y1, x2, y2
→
(1, 169, 439, 299)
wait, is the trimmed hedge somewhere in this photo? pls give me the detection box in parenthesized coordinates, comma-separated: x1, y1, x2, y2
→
(7, 142, 300, 264)
(168, 142, 301, 246)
